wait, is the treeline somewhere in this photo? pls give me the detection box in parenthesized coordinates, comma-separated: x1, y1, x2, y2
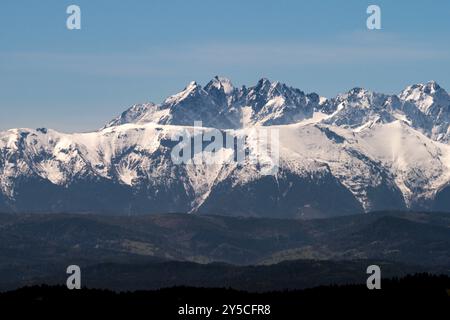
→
(0, 273, 449, 318)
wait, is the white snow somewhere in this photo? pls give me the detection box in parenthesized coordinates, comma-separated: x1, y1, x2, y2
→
(2, 79, 450, 213)
(163, 81, 201, 105)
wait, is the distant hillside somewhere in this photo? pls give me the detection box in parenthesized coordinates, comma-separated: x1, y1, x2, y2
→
(1, 211, 450, 265)
(0, 211, 450, 291)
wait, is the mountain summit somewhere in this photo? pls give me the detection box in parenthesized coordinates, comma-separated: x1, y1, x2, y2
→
(106, 77, 450, 142)
(106, 77, 322, 129)
(1, 78, 450, 217)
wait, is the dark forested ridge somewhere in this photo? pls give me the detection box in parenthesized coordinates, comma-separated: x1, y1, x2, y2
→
(0, 211, 450, 292)
(1, 274, 449, 318)
(1, 210, 450, 265)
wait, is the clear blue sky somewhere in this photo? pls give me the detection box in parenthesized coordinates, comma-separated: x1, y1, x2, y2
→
(1, 0, 449, 132)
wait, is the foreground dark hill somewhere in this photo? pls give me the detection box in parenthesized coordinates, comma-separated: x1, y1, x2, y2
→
(3, 259, 441, 293)
(1, 274, 449, 317)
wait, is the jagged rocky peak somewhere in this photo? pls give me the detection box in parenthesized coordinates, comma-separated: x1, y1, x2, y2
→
(245, 78, 309, 107)
(422, 80, 442, 94)
(255, 77, 272, 89)
(104, 102, 160, 128)
(204, 76, 235, 95)
(400, 81, 443, 99)
(103, 76, 323, 129)
(163, 80, 206, 106)
(240, 78, 322, 126)
(348, 87, 368, 95)
(337, 87, 389, 106)
(250, 78, 305, 97)
(321, 87, 399, 129)
(103, 78, 450, 138)
(319, 87, 377, 113)
(204, 76, 236, 108)
(245, 78, 275, 111)
(399, 81, 449, 114)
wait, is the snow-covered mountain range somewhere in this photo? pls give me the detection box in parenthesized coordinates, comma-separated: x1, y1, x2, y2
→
(2, 77, 450, 218)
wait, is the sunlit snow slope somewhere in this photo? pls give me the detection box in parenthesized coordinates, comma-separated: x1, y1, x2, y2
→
(1, 77, 450, 218)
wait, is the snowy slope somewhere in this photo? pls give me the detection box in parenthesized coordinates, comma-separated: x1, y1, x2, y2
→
(1, 78, 450, 217)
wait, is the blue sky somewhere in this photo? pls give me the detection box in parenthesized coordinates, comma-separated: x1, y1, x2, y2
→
(1, 0, 449, 132)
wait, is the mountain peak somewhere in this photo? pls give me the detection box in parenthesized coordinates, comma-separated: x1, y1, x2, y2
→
(399, 80, 448, 107)
(102, 78, 450, 141)
(347, 87, 371, 96)
(104, 102, 159, 128)
(423, 80, 441, 92)
(401, 81, 445, 96)
(205, 76, 234, 95)
(163, 81, 205, 106)
(186, 80, 200, 90)
(255, 77, 272, 88)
